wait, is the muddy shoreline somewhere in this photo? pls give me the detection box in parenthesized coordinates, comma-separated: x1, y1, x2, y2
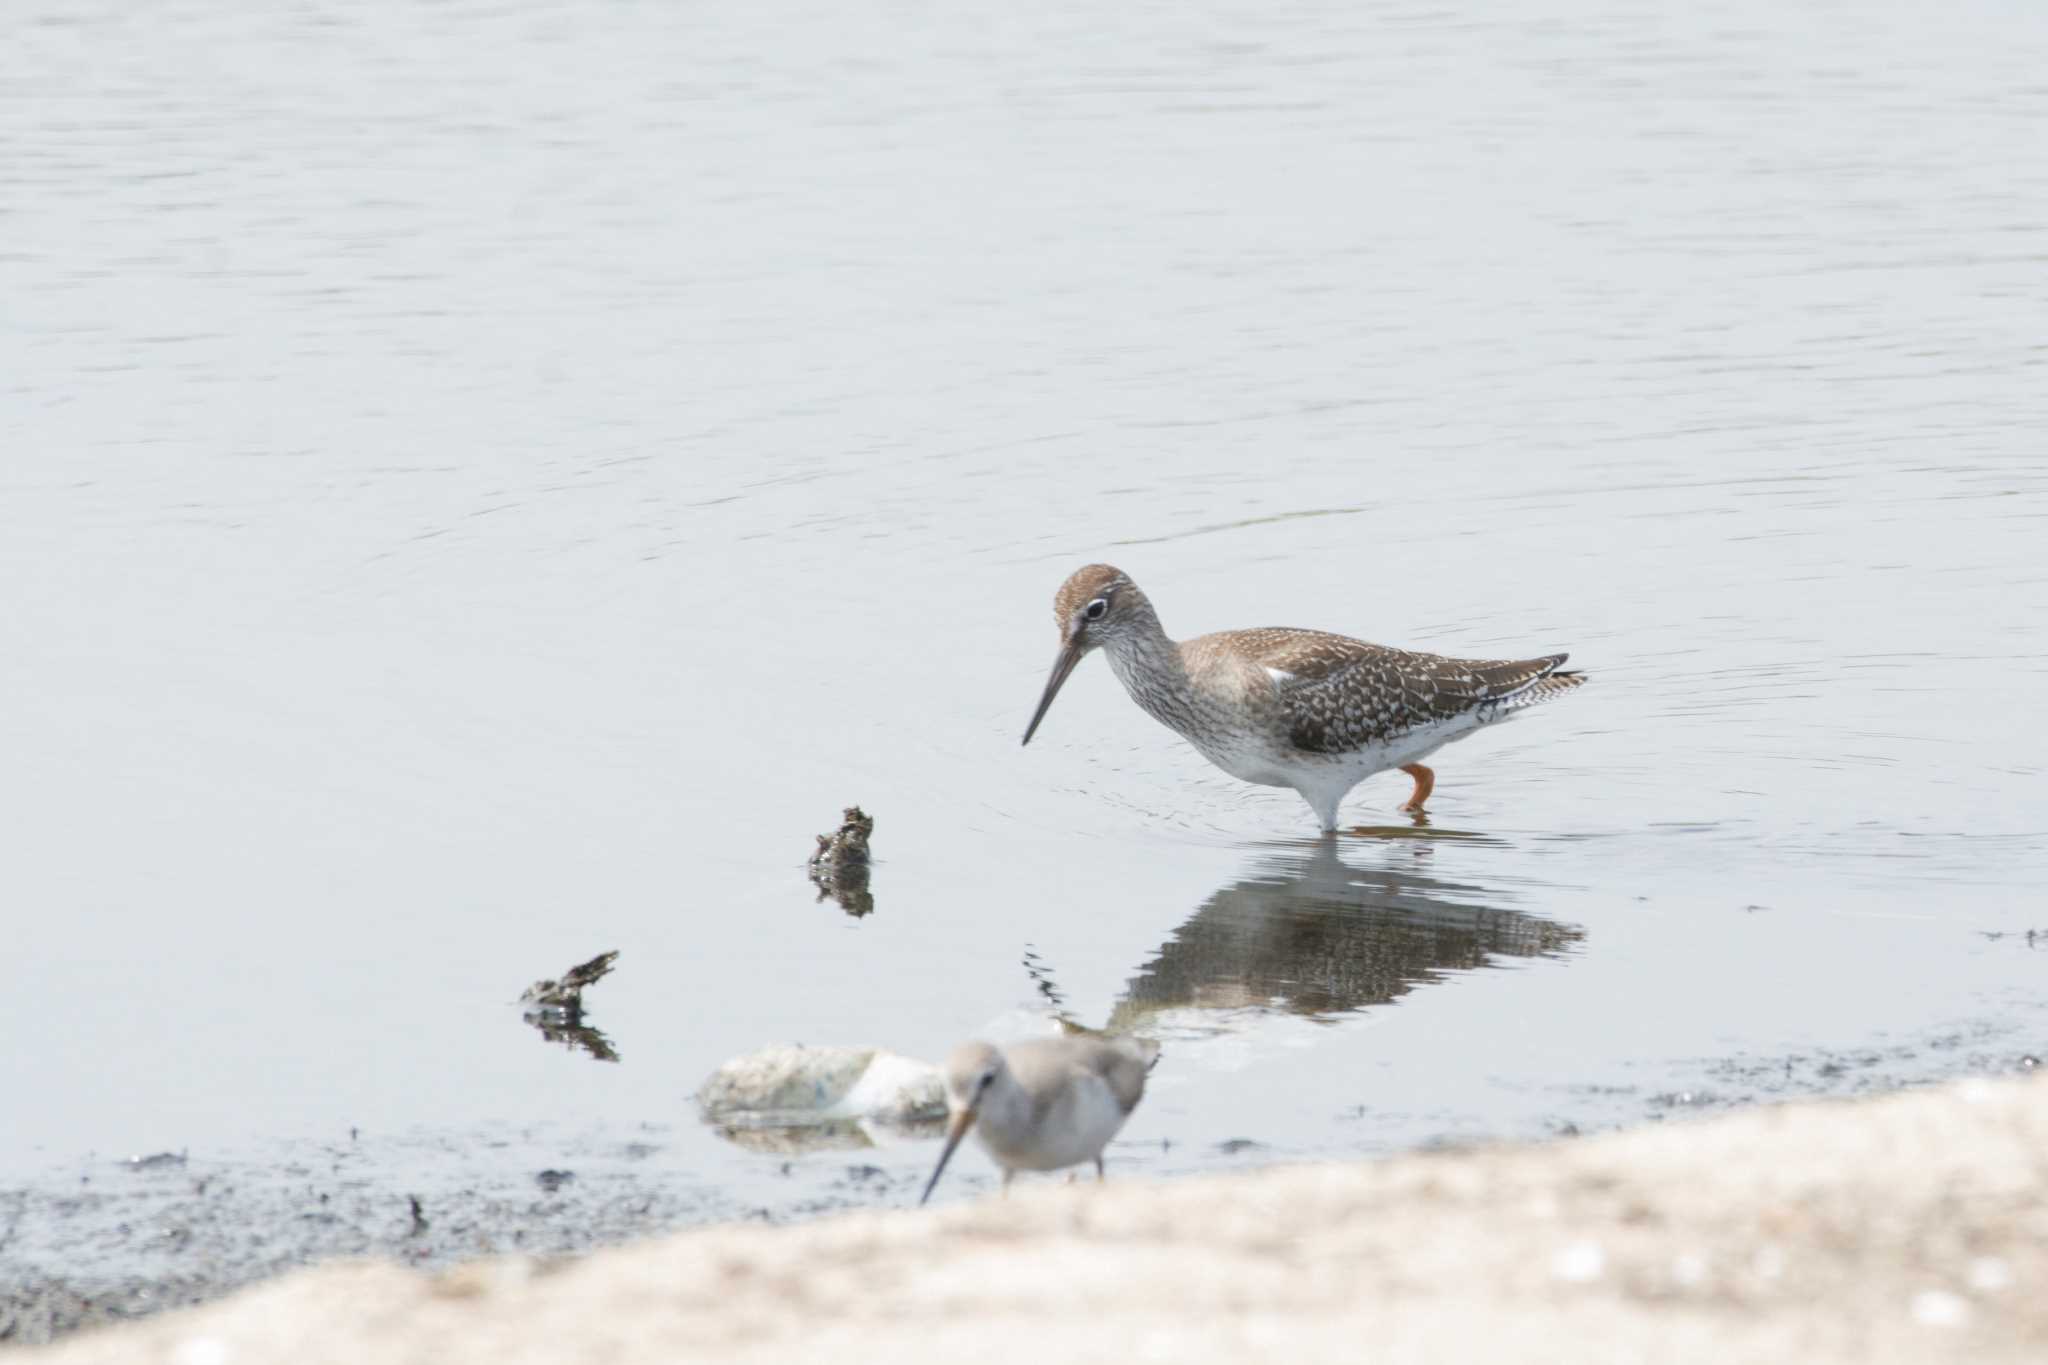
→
(6, 1019, 2037, 1348)
(16, 1071, 2048, 1364)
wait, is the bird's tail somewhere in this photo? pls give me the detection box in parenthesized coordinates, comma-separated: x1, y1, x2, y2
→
(1498, 662, 1586, 713)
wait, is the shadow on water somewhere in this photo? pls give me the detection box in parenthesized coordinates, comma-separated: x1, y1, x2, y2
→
(710, 1115, 946, 1156)
(1100, 836, 1582, 1032)
(1339, 812, 1504, 845)
(521, 1010, 621, 1063)
(710, 836, 1579, 1157)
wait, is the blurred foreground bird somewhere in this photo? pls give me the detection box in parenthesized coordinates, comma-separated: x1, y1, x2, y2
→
(919, 1035, 1160, 1204)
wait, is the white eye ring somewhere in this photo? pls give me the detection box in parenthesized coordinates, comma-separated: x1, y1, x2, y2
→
(1084, 598, 1109, 622)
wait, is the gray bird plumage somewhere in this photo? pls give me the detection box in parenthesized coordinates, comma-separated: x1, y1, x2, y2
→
(920, 1034, 1160, 1204)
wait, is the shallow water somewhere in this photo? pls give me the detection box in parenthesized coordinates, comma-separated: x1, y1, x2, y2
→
(3, 0, 2046, 1274)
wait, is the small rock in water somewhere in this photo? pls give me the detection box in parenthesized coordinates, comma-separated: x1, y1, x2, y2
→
(535, 1169, 575, 1193)
(698, 1043, 943, 1123)
(808, 806, 875, 917)
(520, 950, 619, 1009)
(519, 950, 621, 1062)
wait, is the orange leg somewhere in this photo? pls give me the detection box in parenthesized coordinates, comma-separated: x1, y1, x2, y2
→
(1399, 764, 1435, 811)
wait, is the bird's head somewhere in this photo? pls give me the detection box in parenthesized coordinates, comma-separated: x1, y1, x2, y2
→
(920, 1041, 1008, 1205)
(1022, 564, 1152, 745)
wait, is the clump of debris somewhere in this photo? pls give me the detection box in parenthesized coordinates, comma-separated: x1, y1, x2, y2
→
(808, 806, 874, 917)
(519, 950, 620, 1062)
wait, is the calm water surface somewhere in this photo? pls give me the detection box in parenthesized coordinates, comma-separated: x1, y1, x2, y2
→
(3, 0, 2046, 1221)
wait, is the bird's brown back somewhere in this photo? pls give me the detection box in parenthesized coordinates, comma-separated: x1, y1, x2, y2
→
(1191, 628, 1578, 753)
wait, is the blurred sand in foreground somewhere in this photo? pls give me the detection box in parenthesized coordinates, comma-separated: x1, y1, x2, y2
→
(23, 1075, 2046, 1364)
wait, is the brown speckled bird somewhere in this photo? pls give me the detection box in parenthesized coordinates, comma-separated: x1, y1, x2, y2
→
(1021, 564, 1585, 831)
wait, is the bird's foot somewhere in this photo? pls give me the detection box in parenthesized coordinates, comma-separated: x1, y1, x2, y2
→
(1398, 763, 1435, 811)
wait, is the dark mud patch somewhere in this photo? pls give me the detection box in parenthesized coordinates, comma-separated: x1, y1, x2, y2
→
(1541, 1012, 2047, 1134)
(7, 1015, 2042, 1347)
(0, 1126, 764, 1347)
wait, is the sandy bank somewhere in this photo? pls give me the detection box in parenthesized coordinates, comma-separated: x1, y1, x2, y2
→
(20, 1075, 2046, 1364)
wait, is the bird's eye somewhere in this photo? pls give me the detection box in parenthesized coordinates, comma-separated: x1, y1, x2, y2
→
(977, 1071, 996, 1092)
(1084, 598, 1109, 622)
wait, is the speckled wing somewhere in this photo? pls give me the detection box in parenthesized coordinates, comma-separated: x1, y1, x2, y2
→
(1225, 628, 1578, 754)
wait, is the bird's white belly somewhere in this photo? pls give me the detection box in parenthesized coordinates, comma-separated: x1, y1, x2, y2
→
(1195, 716, 1480, 790)
(1318, 722, 1472, 782)
(1385, 720, 1488, 776)
(1188, 730, 1300, 788)
(978, 1078, 1126, 1172)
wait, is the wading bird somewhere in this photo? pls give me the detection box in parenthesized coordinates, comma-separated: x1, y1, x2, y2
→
(1022, 564, 1584, 831)
(920, 1035, 1159, 1203)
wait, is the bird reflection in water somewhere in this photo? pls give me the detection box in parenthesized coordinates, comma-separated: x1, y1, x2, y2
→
(711, 837, 1577, 1156)
(1095, 834, 1582, 1030)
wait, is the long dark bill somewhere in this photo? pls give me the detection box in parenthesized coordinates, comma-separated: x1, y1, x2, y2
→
(918, 1106, 977, 1206)
(1021, 638, 1085, 746)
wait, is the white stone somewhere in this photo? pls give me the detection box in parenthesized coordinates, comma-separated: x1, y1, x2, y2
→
(1966, 1257, 2012, 1292)
(1551, 1241, 1606, 1283)
(1910, 1289, 1971, 1328)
